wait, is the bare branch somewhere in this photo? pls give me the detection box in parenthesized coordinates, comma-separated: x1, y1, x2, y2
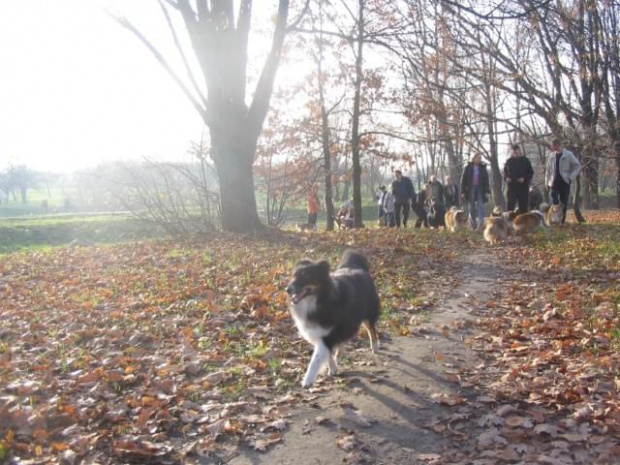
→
(107, 11, 208, 122)
(247, 0, 290, 142)
(157, 0, 208, 108)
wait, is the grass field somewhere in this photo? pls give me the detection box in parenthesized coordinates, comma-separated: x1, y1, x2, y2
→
(0, 214, 166, 254)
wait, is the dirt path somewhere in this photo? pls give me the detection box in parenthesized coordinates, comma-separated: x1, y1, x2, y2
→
(227, 248, 504, 465)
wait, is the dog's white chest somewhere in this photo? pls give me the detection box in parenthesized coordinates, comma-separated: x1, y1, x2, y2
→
(290, 296, 331, 344)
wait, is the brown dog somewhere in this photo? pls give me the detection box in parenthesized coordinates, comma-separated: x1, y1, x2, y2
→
(513, 211, 547, 235)
(444, 207, 468, 232)
(545, 204, 563, 226)
(483, 216, 509, 245)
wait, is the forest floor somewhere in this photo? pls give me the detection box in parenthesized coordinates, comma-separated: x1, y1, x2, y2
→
(1, 211, 619, 464)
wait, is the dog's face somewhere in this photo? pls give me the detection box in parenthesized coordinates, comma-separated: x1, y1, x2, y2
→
(287, 260, 330, 304)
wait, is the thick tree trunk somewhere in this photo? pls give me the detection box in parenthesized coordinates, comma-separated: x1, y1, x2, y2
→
(212, 141, 261, 233)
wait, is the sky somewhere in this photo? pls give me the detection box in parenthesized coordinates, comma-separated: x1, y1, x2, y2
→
(0, 1, 206, 174)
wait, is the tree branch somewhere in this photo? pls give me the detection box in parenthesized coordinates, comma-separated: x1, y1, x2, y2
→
(107, 11, 208, 123)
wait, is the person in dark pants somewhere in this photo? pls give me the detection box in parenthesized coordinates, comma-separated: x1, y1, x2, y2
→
(376, 185, 387, 226)
(503, 144, 534, 213)
(460, 153, 491, 230)
(391, 170, 415, 228)
(545, 139, 581, 224)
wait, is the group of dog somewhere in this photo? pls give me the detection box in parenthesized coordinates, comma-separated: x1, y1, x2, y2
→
(286, 205, 564, 388)
(443, 202, 564, 245)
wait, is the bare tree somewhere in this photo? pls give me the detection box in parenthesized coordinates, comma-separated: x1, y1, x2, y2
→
(112, 1, 309, 232)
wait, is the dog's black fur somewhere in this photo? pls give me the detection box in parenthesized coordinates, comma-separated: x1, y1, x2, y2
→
(286, 249, 380, 387)
(427, 198, 446, 228)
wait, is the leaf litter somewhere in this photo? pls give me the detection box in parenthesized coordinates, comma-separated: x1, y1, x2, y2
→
(1, 213, 620, 463)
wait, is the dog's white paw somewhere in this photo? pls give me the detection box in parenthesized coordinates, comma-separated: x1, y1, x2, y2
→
(301, 378, 313, 389)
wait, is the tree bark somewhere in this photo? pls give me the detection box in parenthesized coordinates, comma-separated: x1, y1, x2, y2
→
(213, 142, 262, 232)
(351, 0, 365, 229)
(573, 175, 586, 223)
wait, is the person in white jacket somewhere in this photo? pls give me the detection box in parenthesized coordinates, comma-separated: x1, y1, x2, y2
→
(545, 139, 582, 224)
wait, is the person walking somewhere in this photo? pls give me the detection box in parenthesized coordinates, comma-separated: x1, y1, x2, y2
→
(383, 187, 396, 227)
(376, 185, 387, 226)
(503, 144, 534, 213)
(460, 153, 490, 230)
(545, 139, 581, 224)
(391, 170, 415, 228)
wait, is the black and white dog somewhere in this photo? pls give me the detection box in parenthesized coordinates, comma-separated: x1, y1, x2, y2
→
(427, 198, 446, 229)
(286, 249, 380, 388)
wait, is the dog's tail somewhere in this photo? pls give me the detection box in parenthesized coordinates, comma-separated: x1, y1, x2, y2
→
(337, 249, 370, 272)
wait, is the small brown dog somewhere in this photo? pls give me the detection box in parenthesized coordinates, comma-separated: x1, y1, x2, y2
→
(545, 204, 563, 226)
(444, 207, 468, 232)
(513, 211, 547, 235)
(483, 216, 509, 245)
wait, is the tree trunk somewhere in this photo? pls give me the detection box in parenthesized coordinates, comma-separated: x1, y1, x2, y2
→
(213, 141, 261, 233)
(616, 142, 620, 209)
(573, 175, 586, 223)
(581, 152, 599, 209)
(316, 12, 335, 232)
(351, 0, 365, 229)
(489, 162, 505, 210)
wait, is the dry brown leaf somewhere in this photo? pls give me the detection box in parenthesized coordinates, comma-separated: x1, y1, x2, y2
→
(336, 434, 357, 451)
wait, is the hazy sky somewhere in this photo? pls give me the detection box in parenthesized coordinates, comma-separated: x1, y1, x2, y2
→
(0, 1, 205, 173)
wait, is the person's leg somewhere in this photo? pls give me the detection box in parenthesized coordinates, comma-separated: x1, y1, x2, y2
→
(476, 187, 485, 229)
(309, 212, 318, 226)
(394, 203, 402, 227)
(550, 188, 560, 205)
(506, 186, 517, 211)
(402, 202, 410, 227)
(468, 190, 477, 229)
(390, 213, 396, 227)
(559, 183, 570, 224)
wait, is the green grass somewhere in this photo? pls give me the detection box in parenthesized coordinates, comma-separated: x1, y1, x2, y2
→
(0, 214, 166, 254)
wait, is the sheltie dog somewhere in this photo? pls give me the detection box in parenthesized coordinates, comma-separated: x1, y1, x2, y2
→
(444, 206, 468, 232)
(545, 204, 563, 226)
(513, 210, 547, 235)
(483, 216, 509, 245)
(286, 250, 380, 388)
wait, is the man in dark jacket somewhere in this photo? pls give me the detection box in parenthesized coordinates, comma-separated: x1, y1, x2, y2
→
(503, 144, 534, 213)
(391, 170, 415, 227)
(460, 153, 491, 230)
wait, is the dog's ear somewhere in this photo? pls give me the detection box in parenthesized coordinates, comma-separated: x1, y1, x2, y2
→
(317, 260, 330, 275)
